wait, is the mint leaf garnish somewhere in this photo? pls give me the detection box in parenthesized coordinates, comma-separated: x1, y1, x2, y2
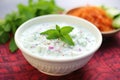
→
(40, 25, 75, 46)
(41, 29, 59, 39)
(61, 26, 74, 35)
(61, 34, 74, 46)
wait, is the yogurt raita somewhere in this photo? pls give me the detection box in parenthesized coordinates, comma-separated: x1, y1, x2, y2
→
(20, 22, 96, 59)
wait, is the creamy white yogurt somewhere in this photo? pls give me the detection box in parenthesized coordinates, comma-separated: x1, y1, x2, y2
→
(20, 22, 96, 59)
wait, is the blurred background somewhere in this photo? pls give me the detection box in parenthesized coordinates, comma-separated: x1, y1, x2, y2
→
(0, 0, 27, 18)
(0, 0, 120, 80)
(0, 0, 120, 19)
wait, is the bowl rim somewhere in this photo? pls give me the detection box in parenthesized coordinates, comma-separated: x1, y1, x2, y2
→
(101, 28, 120, 34)
(15, 14, 102, 62)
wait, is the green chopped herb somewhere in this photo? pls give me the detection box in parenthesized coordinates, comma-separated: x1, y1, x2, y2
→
(9, 38, 18, 53)
(40, 25, 75, 46)
(0, 0, 64, 53)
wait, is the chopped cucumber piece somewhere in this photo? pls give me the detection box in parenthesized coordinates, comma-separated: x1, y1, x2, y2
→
(106, 8, 120, 19)
(101, 5, 120, 19)
(112, 15, 120, 29)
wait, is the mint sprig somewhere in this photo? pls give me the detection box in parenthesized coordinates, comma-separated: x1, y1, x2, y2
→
(0, 0, 64, 53)
(40, 25, 75, 46)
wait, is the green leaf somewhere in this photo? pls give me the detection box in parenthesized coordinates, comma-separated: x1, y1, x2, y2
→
(40, 25, 74, 46)
(9, 38, 18, 52)
(61, 26, 74, 35)
(61, 34, 74, 46)
(0, 20, 11, 32)
(0, 24, 10, 44)
(56, 25, 60, 32)
(3, 23, 11, 32)
(11, 25, 18, 34)
(41, 29, 56, 35)
(17, 4, 35, 19)
(0, 31, 10, 44)
(4, 12, 23, 34)
(0, 19, 5, 25)
(41, 29, 59, 39)
(47, 34, 58, 39)
(28, 0, 33, 6)
(0, 25, 4, 32)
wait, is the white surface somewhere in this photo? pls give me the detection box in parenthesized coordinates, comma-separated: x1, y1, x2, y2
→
(0, 0, 28, 18)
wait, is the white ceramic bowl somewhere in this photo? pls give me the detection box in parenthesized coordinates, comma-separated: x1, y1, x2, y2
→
(15, 14, 102, 76)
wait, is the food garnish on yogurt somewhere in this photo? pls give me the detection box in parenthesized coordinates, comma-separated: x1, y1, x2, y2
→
(40, 25, 74, 46)
(20, 22, 96, 59)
